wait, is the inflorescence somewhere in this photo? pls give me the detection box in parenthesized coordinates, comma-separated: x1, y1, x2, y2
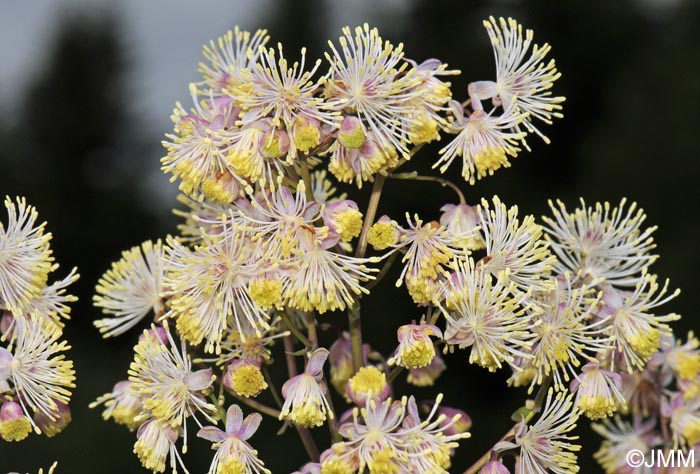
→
(3, 15, 693, 474)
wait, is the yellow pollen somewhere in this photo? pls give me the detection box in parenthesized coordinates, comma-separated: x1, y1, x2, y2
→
(682, 381, 700, 401)
(399, 338, 435, 368)
(217, 456, 247, 474)
(428, 444, 452, 469)
(134, 437, 167, 473)
(472, 147, 510, 179)
(294, 120, 321, 153)
(367, 446, 399, 474)
(145, 389, 184, 424)
(249, 279, 283, 308)
(626, 329, 661, 364)
(321, 456, 354, 474)
(336, 210, 363, 242)
(0, 416, 32, 442)
(368, 222, 397, 250)
(338, 124, 366, 149)
(261, 133, 287, 159)
(676, 352, 700, 381)
(471, 349, 501, 372)
(682, 420, 700, 446)
(409, 115, 439, 145)
(228, 364, 267, 398)
(228, 149, 258, 180)
(331, 360, 355, 395)
(406, 276, 439, 305)
(328, 158, 355, 184)
(202, 177, 235, 204)
(348, 366, 386, 396)
(552, 337, 572, 363)
(508, 368, 536, 388)
(175, 310, 206, 347)
(111, 403, 141, 430)
(577, 395, 617, 420)
(288, 403, 327, 428)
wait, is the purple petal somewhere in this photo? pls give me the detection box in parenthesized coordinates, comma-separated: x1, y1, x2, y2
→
(405, 396, 419, 422)
(187, 368, 214, 391)
(225, 404, 244, 434)
(570, 377, 580, 392)
(239, 413, 262, 440)
(493, 440, 519, 452)
(197, 426, 227, 443)
(424, 324, 442, 339)
(278, 187, 295, 210)
(0, 347, 13, 380)
(305, 348, 329, 377)
(417, 58, 442, 71)
(282, 374, 302, 398)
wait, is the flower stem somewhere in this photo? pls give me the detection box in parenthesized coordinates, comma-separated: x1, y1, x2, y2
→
(283, 334, 298, 378)
(280, 310, 311, 348)
(355, 174, 387, 259)
(306, 312, 318, 349)
(389, 172, 466, 205)
(298, 153, 315, 201)
(262, 365, 284, 409)
(280, 319, 321, 463)
(231, 393, 281, 419)
(387, 365, 403, 384)
(324, 382, 341, 443)
(348, 300, 363, 373)
(347, 145, 424, 375)
(297, 426, 321, 462)
(463, 375, 552, 474)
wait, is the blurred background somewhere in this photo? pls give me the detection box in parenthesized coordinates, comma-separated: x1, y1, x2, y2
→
(1, 0, 699, 472)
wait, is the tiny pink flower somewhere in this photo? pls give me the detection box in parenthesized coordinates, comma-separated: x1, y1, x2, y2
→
(198, 404, 269, 474)
(280, 348, 334, 428)
(389, 323, 443, 369)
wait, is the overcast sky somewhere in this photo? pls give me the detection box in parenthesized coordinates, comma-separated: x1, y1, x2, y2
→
(0, 0, 414, 130)
(0, 0, 273, 124)
(0, 0, 674, 130)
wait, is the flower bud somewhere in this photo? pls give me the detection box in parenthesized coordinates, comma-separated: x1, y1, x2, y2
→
(389, 323, 442, 369)
(0, 401, 32, 441)
(139, 326, 169, 346)
(329, 332, 365, 396)
(434, 405, 471, 435)
(337, 116, 366, 149)
(346, 366, 390, 405)
(480, 460, 510, 474)
(368, 215, 400, 250)
(0, 311, 14, 337)
(202, 170, 242, 204)
(260, 128, 290, 159)
(293, 116, 321, 153)
(407, 352, 446, 387)
(224, 359, 268, 398)
(324, 200, 363, 242)
(34, 400, 71, 437)
(440, 203, 484, 250)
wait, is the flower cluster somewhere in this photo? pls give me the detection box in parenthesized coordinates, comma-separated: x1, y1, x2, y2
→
(317, 394, 470, 474)
(86, 15, 690, 474)
(0, 197, 78, 443)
